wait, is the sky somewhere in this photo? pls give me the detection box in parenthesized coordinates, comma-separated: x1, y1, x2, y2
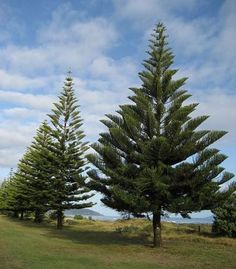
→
(0, 0, 235, 217)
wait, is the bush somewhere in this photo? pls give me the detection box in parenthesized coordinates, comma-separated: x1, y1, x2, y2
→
(48, 210, 64, 222)
(48, 211, 57, 220)
(65, 219, 77, 225)
(116, 225, 139, 234)
(6, 211, 17, 217)
(212, 194, 236, 238)
(24, 211, 34, 220)
(74, 214, 83, 220)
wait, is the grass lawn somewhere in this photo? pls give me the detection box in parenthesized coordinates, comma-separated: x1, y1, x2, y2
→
(0, 215, 235, 269)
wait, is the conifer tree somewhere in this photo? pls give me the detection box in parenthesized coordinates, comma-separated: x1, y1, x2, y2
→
(87, 23, 235, 247)
(0, 175, 14, 213)
(48, 74, 93, 229)
(0, 172, 10, 211)
(16, 121, 55, 222)
(5, 171, 30, 219)
(0, 123, 54, 221)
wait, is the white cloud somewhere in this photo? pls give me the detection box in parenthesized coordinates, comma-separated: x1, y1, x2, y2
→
(2, 107, 45, 120)
(113, 0, 201, 29)
(0, 5, 118, 76)
(0, 148, 25, 167)
(114, 0, 236, 90)
(213, 0, 236, 71)
(114, 0, 165, 24)
(191, 90, 236, 146)
(0, 0, 235, 174)
(0, 69, 48, 90)
(90, 56, 137, 80)
(0, 46, 53, 75)
(0, 121, 37, 149)
(166, 17, 216, 57)
(0, 90, 56, 110)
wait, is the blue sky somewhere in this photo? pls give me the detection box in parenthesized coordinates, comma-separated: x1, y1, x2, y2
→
(0, 0, 235, 217)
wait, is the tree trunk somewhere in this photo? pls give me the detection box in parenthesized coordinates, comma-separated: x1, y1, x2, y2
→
(20, 210, 24, 220)
(13, 211, 19, 218)
(57, 209, 63, 229)
(34, 209, 43, 223)
(152, 211, 162, 247)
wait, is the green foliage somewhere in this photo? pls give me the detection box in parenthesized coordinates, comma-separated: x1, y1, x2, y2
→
(0, 74, 93, 229)
(0, 122, 55, 222)
(0, 178, 12, 210)
(115, 225, 139, 234)
(87, 23, 235, 247)
(47, 75, 93, 228)
(0, 169, 29, 215)
(48, 210, 59, 221)
(65, 219, 77, 225)
(74, 214, 84, 220)
(17, 121, 55, 222)
(212, 194, 236, 237)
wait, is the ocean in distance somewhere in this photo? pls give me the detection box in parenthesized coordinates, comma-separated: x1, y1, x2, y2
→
(65, 214, 213, 224)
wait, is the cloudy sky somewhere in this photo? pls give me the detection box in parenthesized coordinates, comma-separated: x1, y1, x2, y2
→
(0, 0, 235, 216)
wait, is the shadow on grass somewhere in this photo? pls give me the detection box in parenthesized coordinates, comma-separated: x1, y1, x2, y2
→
(44, 227, 150, 246)
(4, 215, 56, 229)
(3, 215, 150, 246)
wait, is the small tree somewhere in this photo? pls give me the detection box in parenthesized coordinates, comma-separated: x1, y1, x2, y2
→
(16, 121, 55, 223)
(0, 173, 18, 216)
(5, 171, 31, 219)
(48, 74, 93, 229)
(87, 23, 235, 247)
(0, 176, 11, 211)
(0, 123, 56, 221)
(212, 194, 236, 237)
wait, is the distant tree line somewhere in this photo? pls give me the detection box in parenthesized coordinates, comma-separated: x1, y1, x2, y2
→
(0, 23, 235, 246)
(0, 76, 93, 229)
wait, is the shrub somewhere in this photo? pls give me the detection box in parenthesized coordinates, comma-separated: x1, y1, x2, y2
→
(212, 194, 236, 238)
(74, 214, 83, 220)
(116, 225, 139, 234)
(65, 219, 77, 225)
(48, 210, 57, 220)
(48, 210, 64, 222)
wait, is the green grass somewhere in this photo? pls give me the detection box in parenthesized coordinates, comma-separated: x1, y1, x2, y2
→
(0, 215, 235, 269)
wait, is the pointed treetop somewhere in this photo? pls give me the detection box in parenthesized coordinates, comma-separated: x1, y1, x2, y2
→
(66, 68, 73, 82)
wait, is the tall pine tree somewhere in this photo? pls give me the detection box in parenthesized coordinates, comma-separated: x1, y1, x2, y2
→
(48, 74, 93, 229)
(0, 123, 55, 221)
(16, 121, 55, 222)
(87, 23, 235, 247)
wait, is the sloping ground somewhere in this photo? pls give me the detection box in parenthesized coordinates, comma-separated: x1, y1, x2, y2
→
(0, 215, 235, 269)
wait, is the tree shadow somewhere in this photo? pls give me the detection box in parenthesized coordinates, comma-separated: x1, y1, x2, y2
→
(43, 226, 150, 246)
(3, 216, 150, 246)
(4, 215, 55, 229)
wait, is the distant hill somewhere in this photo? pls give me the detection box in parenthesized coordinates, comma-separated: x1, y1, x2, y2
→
(64, 208, 103, 216)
